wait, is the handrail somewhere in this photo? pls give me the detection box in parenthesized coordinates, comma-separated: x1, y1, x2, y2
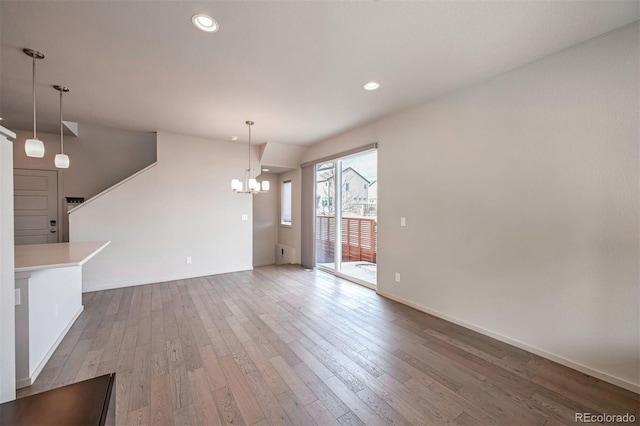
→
(68, 162, 158, 214)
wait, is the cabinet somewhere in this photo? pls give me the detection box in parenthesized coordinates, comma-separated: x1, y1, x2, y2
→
(0, 373, 116, 425)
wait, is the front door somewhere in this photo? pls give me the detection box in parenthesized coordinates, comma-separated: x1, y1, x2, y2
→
(14, 169, 59, 245)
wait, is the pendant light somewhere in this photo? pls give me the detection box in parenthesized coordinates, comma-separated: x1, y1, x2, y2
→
(231, 121, 270, 194)
(53, 85, 70, 168)
(23, 48, 45, 158)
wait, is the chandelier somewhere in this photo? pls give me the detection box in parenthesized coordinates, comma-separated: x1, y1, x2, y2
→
(231, 121, 269, 194)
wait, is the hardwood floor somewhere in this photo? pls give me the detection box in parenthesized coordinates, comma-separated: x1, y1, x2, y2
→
(18, 265, 639, 425)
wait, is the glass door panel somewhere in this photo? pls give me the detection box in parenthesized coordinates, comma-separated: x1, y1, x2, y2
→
(315, 162, 336, 269)
(315, 151, 377, 287)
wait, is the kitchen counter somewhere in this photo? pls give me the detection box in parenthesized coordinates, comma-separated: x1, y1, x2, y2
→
(14, 241, 110, 388)
(15, 241, 110, 272)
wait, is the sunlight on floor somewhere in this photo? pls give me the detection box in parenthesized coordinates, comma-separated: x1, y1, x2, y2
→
(318, 261, 377, 286)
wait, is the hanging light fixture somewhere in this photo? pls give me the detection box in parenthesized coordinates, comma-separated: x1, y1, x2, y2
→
(231, 121, 270, 194)
(23, 48, 45, 158)
(53, 85, 70, 168)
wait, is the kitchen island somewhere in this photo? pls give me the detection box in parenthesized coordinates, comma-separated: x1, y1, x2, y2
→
(14, 241, 110, 388)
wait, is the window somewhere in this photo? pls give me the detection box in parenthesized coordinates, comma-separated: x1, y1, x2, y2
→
(282, 180, 292, 226)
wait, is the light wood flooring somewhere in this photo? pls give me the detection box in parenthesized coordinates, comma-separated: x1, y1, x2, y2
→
(18, 265, 639, 425)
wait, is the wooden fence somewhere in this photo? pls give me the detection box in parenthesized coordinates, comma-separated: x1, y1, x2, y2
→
(315, 215, 377, 264)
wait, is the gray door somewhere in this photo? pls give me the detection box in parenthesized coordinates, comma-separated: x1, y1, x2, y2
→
(14, 169, 59, 245)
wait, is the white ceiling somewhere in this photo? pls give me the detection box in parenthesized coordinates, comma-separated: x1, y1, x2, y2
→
(1, 1, 638, 146)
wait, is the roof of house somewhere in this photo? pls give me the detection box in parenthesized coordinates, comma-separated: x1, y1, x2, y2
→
(316, 167, 371, 185)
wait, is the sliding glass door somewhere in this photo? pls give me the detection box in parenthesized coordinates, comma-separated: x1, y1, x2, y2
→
(315, 150, 377, 287)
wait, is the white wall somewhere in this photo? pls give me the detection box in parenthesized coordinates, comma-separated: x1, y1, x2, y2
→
(70, 132, 254, 291)
(0, 127, 16, 403)
(278, 168, 302, 264)
(260, 142, 307, 170)
(302, 23, 640, 391)
(13, 124, 156, 241)
(253, 172, 278, 266)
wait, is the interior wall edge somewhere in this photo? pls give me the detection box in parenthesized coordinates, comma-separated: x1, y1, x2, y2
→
(81, 268, 254, 294)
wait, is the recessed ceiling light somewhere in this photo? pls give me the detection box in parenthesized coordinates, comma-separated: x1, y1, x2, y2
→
(192, 14, 219, 33)
(363, 81, 380, 91)
(231, 136, 238, 141)
(262, 168, 270, 172)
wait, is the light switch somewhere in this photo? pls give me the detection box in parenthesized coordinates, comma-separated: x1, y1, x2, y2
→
(242, 214, 248, 221)
(400, 217, 406, 227)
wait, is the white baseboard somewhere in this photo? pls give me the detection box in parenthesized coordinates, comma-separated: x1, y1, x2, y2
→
(82, 267, 254, 293)
(16, 306, 84, 389)
(375, 290, 639, 395)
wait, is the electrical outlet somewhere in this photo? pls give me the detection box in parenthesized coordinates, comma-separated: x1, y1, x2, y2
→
(395, 272, 401, 282)
(400, 217, 406, 227)
(186, 256, 192, 264)
(15, 288, 20, 306)
(242, 214, 248, 221)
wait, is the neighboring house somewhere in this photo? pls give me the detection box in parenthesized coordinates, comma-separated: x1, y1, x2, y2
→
(367, 180, 377, 205)
(316, 166, 372, 216)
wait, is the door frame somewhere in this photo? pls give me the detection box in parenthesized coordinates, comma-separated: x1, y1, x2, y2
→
(313, 149, 377, 289)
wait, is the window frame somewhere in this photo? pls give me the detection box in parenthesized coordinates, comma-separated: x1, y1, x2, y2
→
(281, 180, 293, 227)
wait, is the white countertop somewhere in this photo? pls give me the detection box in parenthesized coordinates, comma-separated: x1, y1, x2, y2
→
(15, 241, 111, 272)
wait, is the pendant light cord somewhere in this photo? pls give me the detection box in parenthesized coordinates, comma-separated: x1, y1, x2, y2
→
(59, 90, 64, 153)
(32, 56, 37, 139)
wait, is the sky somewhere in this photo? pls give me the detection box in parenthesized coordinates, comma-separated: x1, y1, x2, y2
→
(340, 150, 377, 182)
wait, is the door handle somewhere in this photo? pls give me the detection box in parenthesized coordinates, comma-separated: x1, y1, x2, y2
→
(50, 220, 57, 226)
(50, 229, 56, 233)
